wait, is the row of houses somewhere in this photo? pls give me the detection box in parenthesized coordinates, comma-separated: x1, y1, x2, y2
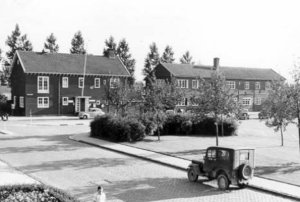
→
(9, 51, 284, 116)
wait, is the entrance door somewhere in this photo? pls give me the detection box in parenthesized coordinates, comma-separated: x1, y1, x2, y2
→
(80, 98, 86, 112)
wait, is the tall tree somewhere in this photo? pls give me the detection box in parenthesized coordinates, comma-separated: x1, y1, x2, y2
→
(180, 51, 194, 64)
(70, 31, 86, 54)
(262, 80, 293, 146)
(160, 45, 175, 63)
(103, 36, 117, 57)
(143, 43, 160, 88)
(6, 24, 33, 61)
(116, 39, 136, 85)
(44, 33, 59, 53)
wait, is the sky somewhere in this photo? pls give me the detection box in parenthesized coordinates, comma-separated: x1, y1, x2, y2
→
(1, 0, 300, 82)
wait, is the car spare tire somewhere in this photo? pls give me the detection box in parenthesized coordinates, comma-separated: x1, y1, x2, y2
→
(238, 164, 252, 180)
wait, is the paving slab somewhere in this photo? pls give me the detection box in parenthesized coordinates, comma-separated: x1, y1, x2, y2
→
(70, 133, 300, 201)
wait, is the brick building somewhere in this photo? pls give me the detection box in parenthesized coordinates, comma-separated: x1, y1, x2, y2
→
(154, 58, 284, 111)
(10, 50, 130, 116)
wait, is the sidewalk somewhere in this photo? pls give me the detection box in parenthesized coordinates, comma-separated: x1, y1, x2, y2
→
(0, 160, 38, 186)
(70, 133, 300, 201)
(7, 115, 78, 121)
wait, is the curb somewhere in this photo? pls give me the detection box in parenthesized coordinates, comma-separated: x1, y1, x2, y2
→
(69, 135, 300, 201)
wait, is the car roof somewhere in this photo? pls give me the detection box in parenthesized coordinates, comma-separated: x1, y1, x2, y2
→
(207, 146, 255, 151)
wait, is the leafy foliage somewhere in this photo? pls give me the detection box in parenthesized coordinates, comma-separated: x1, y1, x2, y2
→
(180, 51, 194, 64)
(160, 45, 175, 63)
(44, 33, 59, 53)
(6, 24, 33, 61)
(70, 31, 86, 54)
(103, 36, 117, 57)
(143, 42, 160, 88)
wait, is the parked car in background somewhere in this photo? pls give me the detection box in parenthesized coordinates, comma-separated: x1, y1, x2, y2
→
(79, 108, 105, 119)
(258, 111, 269, 119)
(238, 109, 249, 120)
(187, 146, 255, 190)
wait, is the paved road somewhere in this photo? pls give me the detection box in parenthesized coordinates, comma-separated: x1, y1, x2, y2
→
(0, 120, 296, 202)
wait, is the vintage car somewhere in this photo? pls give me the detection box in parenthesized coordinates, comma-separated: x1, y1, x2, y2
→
(187, 146, 255, 190)
(78, 108, 105, 119)
(238, 109, 249, 120)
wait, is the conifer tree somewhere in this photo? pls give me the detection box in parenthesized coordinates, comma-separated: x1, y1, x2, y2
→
(103, 36, 117, 57)
(116, 38, 136, 85)
(44, 33, 59, 53)
(160, 45, 175, 63)
(6, 24, 33, 61)
(70, 31, 86, 54)
(180, 51, 194, 64)
(143, 42, 160, 87)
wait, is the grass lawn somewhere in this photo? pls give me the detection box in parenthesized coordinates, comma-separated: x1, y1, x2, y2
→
(123, 119, 300, 186)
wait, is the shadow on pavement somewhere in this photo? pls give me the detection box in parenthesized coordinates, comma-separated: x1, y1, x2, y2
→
(256, 162, 300, 175)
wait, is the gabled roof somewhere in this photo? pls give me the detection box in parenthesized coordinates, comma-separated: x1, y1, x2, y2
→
(15, 51, 131, 77)
(159, 63, 284, 81)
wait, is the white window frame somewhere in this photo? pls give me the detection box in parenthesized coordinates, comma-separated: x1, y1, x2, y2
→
(37, 76, 49, 93)
(37, 97, 49, 108)
(78, 77, 84, 88)
(62, 77, 69, 88)
(192, 80, 199, 89)
(242, 98, 251, 105)
(94, 78, 101, 88)
(19, 96, 24, 108)
(62, 97, 68, 106)
(226, 81, 235, 89)
(13, 96, 16, 105)
(255, 82, 260, 90)
(177, 97, 188, 106)
(177, 79, 189, 88)
(245, 82, 249, 90)
(254, 97, 261, 105)
(265, 81, 271, 90)
(110, 77, 120, 88)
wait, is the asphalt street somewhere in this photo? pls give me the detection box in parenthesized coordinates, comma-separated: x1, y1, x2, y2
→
(0, 119, 297, 202)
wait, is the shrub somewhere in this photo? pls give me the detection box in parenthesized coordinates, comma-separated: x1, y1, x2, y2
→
(90, 115, 145, 142)
(0, 184, 79, 202)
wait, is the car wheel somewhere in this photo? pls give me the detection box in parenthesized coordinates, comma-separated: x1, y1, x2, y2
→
(188, 168, 198, 182)
(1, 114, 8, 121)
(83, 115, 88, 119)
(238, 164, 252, 180)
(217, 174, 229, 190)
(237, 182, 247, 189)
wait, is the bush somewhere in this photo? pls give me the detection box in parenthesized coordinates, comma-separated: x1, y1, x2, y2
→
(0, 184, 79, 202)
(90, 115, 145, 142)
(161, 114, 238, 136)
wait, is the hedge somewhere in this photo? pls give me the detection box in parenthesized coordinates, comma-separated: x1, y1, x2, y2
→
(0, 184, 79, 202)
(90, 115, 145, 142)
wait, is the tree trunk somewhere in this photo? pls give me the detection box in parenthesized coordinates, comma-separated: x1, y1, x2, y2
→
(297, 100, 300, 152)
(215, 114, 219, 146)
(221, 114, 224, 137)
(280, 125, 284, 146)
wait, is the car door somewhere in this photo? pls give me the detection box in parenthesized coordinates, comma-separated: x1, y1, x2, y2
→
(203, 148, 217, 173)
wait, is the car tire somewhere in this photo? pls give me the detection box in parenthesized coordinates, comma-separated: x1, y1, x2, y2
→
(238, 164, 252, 180)
(1, 114, 8, 121)
(188, 168, 198, 182)
(83, 115, 88, 119)
(217, 173, 229, 190)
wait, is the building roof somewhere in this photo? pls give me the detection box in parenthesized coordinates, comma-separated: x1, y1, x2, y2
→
(15, 51, 131, 77)
(159, 63, 284, 81)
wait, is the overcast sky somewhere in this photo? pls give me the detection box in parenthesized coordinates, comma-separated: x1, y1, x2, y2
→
(1, 0, 300, 82)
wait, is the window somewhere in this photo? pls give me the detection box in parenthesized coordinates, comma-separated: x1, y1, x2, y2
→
(110, 77, 120, 88)
(254, 97, 261, 105)
(94, 78, 100, 88)
(156, 79, 165, 86)
(217, 150, 230, 160)
(240, 152, 250, 161)
(37, 76, 49, 93)
(192, 80, 199, 89)
(245, 82, 249, 90)
(62, 77, 68, 88)
(177, 79, 189, 88)
(62, 97, 68, 106)
(226, 81, 235, 89)
(207, 149, 216, 160)
(177, 97, 188, 106)
(242, 98, 251, 105)
(265, 81, 271, 90)
(37, 97, 49, 108)
(78, 77, 84, 88)
(19, 97, 24, 108)
(255, 82, 260, 90)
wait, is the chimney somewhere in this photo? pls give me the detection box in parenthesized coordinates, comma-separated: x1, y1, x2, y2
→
(107, 49, 115, 59)
(213, 57, 220, 70)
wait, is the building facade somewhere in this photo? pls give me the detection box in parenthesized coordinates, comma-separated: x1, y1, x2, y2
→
(154, 58, 284, 112)
(10, 50, 131, 116)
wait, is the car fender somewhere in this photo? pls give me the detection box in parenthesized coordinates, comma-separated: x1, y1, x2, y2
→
(188, 163, 202, 175)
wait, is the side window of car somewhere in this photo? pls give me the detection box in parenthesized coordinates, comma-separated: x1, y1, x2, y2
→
(217, 149, 230, 160)
(207, 149, 216, 160)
